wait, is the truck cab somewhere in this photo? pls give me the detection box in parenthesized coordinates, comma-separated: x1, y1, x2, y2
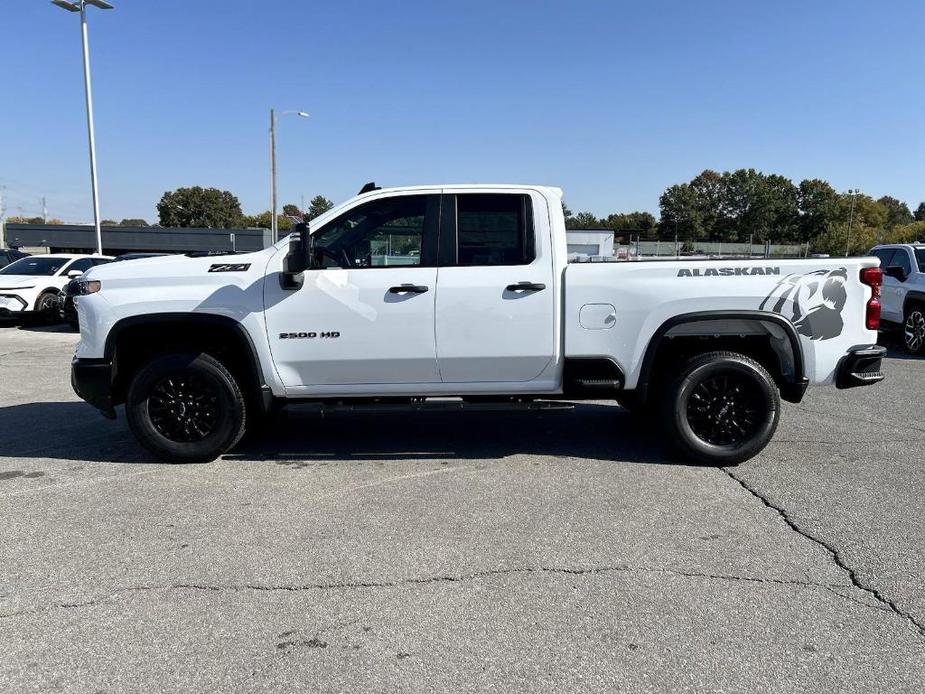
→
(71, 184, 886, 465)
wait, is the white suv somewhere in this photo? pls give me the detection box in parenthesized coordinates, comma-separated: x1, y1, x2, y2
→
(0, 254, 113, 322)
(869, 243, 925, 353)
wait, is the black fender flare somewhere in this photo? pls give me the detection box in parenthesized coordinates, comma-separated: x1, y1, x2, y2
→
(105, 312, 270, 408)
(902, 291, 925, 315)
(635, 310, 807, 403)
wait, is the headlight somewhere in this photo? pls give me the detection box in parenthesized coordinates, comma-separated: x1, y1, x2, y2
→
(76, 279, 102, 295)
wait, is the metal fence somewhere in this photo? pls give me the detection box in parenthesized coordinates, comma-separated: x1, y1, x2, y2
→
(618, 239, 809, 260)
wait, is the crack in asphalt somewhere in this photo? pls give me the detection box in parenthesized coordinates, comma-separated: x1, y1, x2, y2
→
(0, 563, 855, 620)
(722, 466, 925, 640)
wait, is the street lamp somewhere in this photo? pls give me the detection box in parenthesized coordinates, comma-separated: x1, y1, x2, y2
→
(845, 188, 859, 257)
(269, 109, 309, 242)
(51, 0, 113, 256)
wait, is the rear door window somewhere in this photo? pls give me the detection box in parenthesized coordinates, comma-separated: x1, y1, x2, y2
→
(454, 194, 535, 266)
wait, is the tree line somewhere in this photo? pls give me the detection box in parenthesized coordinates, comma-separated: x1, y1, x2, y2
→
(12, 172, 924, 256)
(565, 168, 925, 255)
(155, 187, 334, 231)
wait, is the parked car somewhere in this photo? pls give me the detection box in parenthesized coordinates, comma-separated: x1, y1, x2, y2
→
(0, 254, 113, 322)
(0, 248, 29, 269)
(72, 184, 886, 464)
(58, 253, 164, 329)
(868, 243, 925, 354)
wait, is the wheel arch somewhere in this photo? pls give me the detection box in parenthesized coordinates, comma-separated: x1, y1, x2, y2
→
(902, 291, 925, 314)
(33, 287, 61, 310)
(635, 310, 807, 404)
(105, 312, 269, 411)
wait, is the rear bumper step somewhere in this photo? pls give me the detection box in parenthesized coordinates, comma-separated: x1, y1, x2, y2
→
(835, 345, 887, 389)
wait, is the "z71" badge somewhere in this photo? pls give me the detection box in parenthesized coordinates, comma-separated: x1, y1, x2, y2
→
(208, 263, 251, 272)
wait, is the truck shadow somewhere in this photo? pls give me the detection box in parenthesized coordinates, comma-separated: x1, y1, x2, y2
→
(0, 401, 694, 466)
(227, 402, 692, 466)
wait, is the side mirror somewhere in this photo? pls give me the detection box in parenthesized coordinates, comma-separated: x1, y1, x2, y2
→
(885, 265, 908, 282)
(67, 270, 83, 279)
(280, 221, 310, 288)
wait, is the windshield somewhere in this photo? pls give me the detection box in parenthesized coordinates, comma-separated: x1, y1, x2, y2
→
(0, 257, 68, 276)
(915, 249, 925, 272)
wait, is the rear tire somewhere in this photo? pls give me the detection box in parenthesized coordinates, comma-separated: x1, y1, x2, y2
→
(903, 304, 925, 355)
(126, 353, 246, 463)
(660, 351, 780, 466)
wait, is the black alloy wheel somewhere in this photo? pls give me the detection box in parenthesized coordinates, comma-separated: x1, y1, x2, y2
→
(904, 306, 925, 354)
(685, 372, 763, 447)
(126, 353, 247, 463)
(147, 374, 220, 443)
(662, 351, 780, 465)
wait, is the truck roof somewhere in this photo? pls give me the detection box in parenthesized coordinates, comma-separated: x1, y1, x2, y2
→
(354, 183, 564, 200)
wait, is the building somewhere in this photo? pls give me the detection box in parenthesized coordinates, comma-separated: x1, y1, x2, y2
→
(2, 223, 272, 256)
(565, 229, 615, 259)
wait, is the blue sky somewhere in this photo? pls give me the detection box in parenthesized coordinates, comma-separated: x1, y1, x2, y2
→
(2, 0, 923, 223)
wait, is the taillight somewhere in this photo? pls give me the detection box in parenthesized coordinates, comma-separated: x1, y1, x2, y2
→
(860, 267, 882, 331)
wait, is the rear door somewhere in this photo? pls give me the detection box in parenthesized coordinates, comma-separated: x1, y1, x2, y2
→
(434, 190, 556, 384)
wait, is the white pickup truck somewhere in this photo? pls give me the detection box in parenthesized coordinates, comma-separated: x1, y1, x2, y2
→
(71, 184, 886, 464)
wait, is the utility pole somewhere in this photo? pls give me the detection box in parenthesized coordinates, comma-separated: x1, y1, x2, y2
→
(42, 196, 47, 223)
(52, 0, 114, 255)
(0, 186, 6, 249)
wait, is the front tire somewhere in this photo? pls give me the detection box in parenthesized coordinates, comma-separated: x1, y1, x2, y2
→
(661, 351, 780, 466)
(126, 353, 246, 463)
(35, 291, 60, 325)
(903, 304, 925, 355)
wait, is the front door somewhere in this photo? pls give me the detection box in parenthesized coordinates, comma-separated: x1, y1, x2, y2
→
(434, 191, 557, 384)
(264, 193, 441, 388)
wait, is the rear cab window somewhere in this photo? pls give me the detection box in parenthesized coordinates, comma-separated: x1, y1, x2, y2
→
(451, 193, 535, 266)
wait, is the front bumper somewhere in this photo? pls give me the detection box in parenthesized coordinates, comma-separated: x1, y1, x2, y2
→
(71, 357, 117, 419)
(835, 344, 887, 389)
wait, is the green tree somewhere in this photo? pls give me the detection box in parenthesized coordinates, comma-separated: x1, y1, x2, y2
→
(885, 220, 925, 244)
(658, 170, 726, 239)
(719, 169, 798, 242)
(877, 196, 913, 228)
(797, 179, 839, 243)
(602, 211, 658, 238)
(119, 218, 148, 227)
(568, 212, 601, 229)
(914, 202, 925, 222)
(241, 211, 292, 231)
(101, 219, 118, 225)
(156, 186, 244, 228)
(282, 203, 302, 218)
(306, 195, 334, 221)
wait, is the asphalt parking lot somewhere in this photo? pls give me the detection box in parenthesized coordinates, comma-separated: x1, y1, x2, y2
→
(1, 324, 923, 693)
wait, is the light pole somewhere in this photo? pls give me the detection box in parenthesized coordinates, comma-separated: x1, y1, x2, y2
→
(845, 188, 858, 257)
(51, 0, 113, 255)
(269, 109, 309, 242)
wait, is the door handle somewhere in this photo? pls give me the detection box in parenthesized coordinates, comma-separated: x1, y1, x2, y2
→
(388, 284, 429, 294)
(505, 281, 546, 292)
